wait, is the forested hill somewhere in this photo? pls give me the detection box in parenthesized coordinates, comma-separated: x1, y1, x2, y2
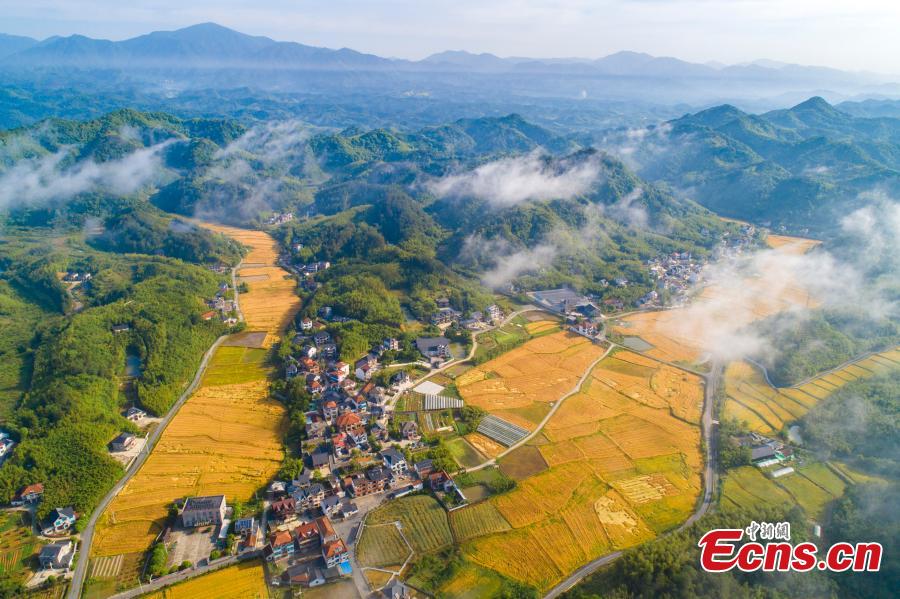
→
(607, 96, 900, 235)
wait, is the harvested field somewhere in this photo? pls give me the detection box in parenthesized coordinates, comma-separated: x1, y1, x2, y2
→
(357, 523, 410, 568)
(450, 502, 511, 542)
(144, 560, 267, 599)
(465, 349, 702, 591)
(498, 445, 548, 480)
(94, 225, 293, 558)
(459, 331, 605, 413)
(94, 379, 285, 555)
(465, 433, 506, 459)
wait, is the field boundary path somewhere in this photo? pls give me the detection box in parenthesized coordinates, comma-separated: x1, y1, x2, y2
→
(67, 333, 231, 599)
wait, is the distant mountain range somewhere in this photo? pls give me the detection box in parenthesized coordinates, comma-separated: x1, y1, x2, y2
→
(607, 96, 900, 233)
(0, 22, 897, 109)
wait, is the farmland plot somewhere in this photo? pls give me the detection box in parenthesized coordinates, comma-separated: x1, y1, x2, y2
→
(94, 226, 293, 559)
(464, 350, 702, 591)
(144, 560, 267, 599)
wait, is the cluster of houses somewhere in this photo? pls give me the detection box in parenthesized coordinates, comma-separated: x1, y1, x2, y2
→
(644, 251, 706, 308)
(431, 299, 503, 331)
(736, 432, 796, 478)
(201, 281, 238, 325)
(61, 271, 92, 283)
(7, 482, 80, 574)
(265, 212, 295, 225)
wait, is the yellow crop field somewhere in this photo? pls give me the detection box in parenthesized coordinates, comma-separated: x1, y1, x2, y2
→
(525, 320, 560, 334)
(765, 234, 821, 254)
(94, 225, 294, 560)
(199, 222, 301, 335)
(465, 433, 506, 459)
(144, 560, 267, 599)
(458, 331, 605, 414)
(94, 380, 285, 555)
(724, 350, 899, 434)
(464, 349, 702, 591)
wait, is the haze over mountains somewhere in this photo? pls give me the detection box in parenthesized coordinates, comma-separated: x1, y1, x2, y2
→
(1, 22, 898, 112)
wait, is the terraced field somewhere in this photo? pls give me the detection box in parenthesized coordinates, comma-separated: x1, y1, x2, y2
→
(91, 225, 293, 579)
(460, 350, 704, 591)
(723, 462, 853, 519)
(724, 348, 900, 434)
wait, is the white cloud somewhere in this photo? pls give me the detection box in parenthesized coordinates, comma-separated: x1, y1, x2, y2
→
(428, 151, 600, 207)
(0, 141, 173, 210)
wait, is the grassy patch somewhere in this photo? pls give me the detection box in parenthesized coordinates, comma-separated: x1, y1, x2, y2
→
(357, 523, 410, 568)
(367, 495, 453, 554)
(446, 437, 486, 469)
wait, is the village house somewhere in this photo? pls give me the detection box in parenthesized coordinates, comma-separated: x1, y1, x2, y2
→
(12, 482, 44, 506)
(0, 436, 14, 457)
(42, 507, 76, 536)
(109, 432, 135, 452)
(270, 497, 297, 521)
(314, 331, 331, 346)
(309, 451, 332, 475)
(124, 406, 146, 422)
(264, 530, 296, 561)
(322, 538, 350, 568)
(39, 541, 75, 570)
(295, 520, 320, 550)
(486, 304, 503, 322)
(111, 323, 130, 333)
(381, 448, 408, 474)
(348, 468, 389, 497)
(413, 459, 434, 479)
(429, 470, 455, 494)
(382, 580, 411, 599)
(336, 412, 364, 434)
(321, 495, 342, 518)
(354, 354, 379, 380)
(401, 420, 420, 441)
(301, 317, 313, 331)
(382, 337, 400, 351)
(181, 495, 227, 527)
(415, 336, 451, 359)
(341, 501, 359, 518)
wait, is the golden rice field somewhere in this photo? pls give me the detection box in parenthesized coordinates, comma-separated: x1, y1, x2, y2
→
(612, 233, 821, 364)
(93, 380, 285, 555)
(723, 347, 900, 434)
(462, 350, 703, 591)
(144, 560, 268, 599)
(93, 226, 295, 559)
(458, 331, 606, 429)
(199, 222, 301, 336)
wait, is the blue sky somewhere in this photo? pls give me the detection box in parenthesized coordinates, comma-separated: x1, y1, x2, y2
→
(1, 0, 898, 72)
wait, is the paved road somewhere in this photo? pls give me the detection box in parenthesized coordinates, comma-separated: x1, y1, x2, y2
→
(66, 334, 230, 599)
(542, 359, 722, 599)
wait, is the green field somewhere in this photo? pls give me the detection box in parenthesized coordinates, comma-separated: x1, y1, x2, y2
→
(446, 437, 486, 469)
(0, 511, 40, 582)
(450, 502, 511, 542)
(202, 346, 270, 385)
(367, 495, 453, 554)
(722, 466, 793, 511)
(357, 523, 410, 568)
